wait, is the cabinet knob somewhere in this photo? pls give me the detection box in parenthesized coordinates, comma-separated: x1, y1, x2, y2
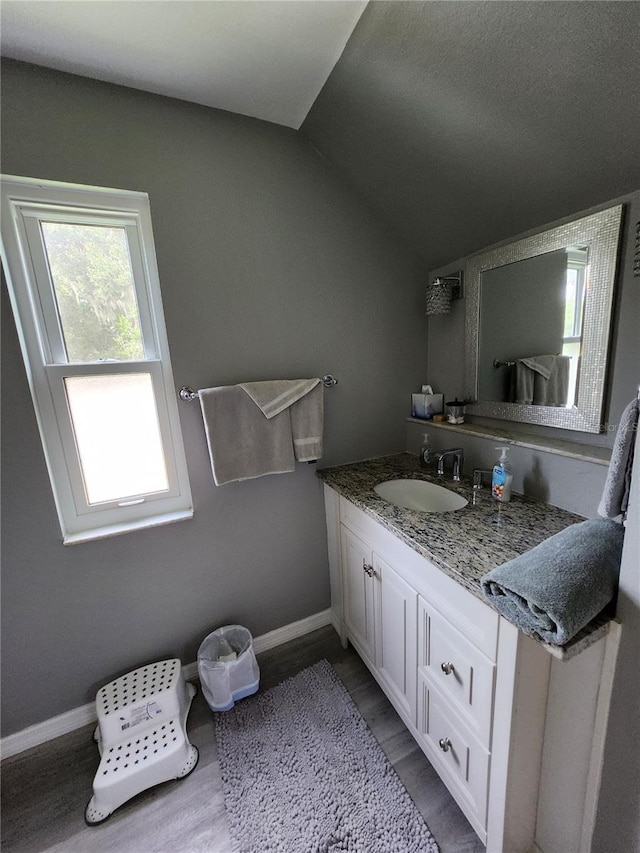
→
(438, 737, 452, 753)
(440, 661, 455, 675)
(362, 562, 375, 577)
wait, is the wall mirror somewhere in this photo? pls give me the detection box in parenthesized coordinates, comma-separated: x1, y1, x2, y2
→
(463, 205, 623, 433)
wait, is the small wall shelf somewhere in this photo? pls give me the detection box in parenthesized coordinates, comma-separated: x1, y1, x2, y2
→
(407, 418, 611, 467)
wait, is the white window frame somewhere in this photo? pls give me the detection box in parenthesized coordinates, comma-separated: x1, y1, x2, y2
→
(1, 175, 193, 544)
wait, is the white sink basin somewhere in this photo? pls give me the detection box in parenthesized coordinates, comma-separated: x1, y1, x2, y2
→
(374, 479, 468, 513)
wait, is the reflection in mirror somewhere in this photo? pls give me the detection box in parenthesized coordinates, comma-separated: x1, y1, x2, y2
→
(464, 205, 623, 433)
(478, 246, 588, 408)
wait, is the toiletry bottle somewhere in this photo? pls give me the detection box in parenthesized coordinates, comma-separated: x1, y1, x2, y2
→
(491, 447, 513, 502)
(420, 433, 433, 469)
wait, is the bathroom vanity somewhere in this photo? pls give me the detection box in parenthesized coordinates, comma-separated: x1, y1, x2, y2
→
(318, 454, 619, 853)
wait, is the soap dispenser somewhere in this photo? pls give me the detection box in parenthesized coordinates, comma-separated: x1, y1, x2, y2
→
(491, 447, 513, 502)
(420, 433, 433, 469)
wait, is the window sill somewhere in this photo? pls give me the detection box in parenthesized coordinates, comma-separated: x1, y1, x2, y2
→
(63, 508, 193, 545)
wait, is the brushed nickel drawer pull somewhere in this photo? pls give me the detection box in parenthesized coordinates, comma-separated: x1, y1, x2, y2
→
(440, 661, 455, 675)
(439, 737, 452, 752)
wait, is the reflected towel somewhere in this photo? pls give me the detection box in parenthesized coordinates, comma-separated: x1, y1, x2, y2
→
(520, 354, 555, 380)
(598, 398, 639, 519)
(480, 519, 624, 645)
(512, 361, 535, 404)
(514, 355, 570, 406)
(199, 386, 295, 485)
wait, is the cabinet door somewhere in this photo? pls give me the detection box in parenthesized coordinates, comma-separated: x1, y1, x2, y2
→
(341, 526, 376, 664)
(376, 555, 418, 724)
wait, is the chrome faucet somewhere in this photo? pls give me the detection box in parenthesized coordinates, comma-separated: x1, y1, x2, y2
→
(473, 468, 493, 490)
(436, 448, 464, 481)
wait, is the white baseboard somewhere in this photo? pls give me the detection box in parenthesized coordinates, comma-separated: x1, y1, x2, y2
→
(0, 700, 98, 761)
(252, 607, 333, 655)
(1, 608, 334, 760)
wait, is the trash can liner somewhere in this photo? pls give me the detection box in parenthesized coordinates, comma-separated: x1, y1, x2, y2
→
(197, 625, 260, 712)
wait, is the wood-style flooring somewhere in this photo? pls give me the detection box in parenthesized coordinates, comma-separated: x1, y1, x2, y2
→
(1, 626, 484, 853)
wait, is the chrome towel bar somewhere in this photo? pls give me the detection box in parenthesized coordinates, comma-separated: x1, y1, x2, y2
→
(179, 374, 338, 402)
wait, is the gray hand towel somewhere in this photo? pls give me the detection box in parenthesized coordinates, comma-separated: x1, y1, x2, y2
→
(480, 518, 624, 645)
(598, 398, 639, 519)
(239, 378, 324, 462)
(513, 360, 535, 404)
(533, 355, 570, 407)
(199, 386, 295, 486)
(520, 355, 555, 380)
(290, 383, 324, 462)
(515, 355, 570, 407)
(239, 379, 320, 418)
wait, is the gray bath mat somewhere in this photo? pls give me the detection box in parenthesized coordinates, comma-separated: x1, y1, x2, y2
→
(215, 659, 439, 852)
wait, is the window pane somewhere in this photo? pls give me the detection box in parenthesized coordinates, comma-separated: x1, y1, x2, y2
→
(65, 374, 169, 504)
(41, 222, 144, 362)
(561, 341, 581, 408)
(563, 269, 578, 338)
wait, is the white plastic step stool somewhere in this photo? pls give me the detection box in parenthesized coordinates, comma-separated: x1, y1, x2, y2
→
(85, 659, 199, 825)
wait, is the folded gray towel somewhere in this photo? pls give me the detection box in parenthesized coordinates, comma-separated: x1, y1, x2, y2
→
(598, 398, 639, 520)
(199, 386, 295, 485)
(512, 360, 535, 404)
(533, 355, 570, 407)
(239, 379, 320, 418)
(239, 378, 324, 463)
(289, 383, 324, 462)
(520, 354, 556, 380)
(514, 355, 570, 407)
(480, 519, 624, 645)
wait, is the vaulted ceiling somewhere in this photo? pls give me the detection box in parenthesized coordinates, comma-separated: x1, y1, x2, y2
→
(2, 1, 640, 270)
(301, 2, 640, 268)
(0, 1, 367, 128)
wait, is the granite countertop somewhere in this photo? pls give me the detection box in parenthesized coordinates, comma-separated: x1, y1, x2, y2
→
(318, 453, 612, 659)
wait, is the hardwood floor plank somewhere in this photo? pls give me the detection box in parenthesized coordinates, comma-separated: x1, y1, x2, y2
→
(1, 626, 484, 853)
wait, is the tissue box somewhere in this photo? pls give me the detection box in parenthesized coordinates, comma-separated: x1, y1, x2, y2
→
(411, 393, 444, 419)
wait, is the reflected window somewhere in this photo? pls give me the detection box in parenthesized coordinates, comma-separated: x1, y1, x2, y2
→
(561, 247, 589, 406)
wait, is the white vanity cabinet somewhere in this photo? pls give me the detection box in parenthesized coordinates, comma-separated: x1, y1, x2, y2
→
(341, 524, 418, 724)
(323, 483, 618, 853)
(376, 556, 418, 725)
(341, 526, 377, 665)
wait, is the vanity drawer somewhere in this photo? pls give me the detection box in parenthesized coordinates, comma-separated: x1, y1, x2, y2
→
(418, 675, 489, 837)
(340, 496, 378, 539)
(419, 598, 495, 746)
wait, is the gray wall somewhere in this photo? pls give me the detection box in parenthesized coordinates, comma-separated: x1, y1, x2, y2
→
(477, 251, 567, 402)
(425, 190, 640, 453)
(303, 1, 640, 271)
(0, 60, 427, 735)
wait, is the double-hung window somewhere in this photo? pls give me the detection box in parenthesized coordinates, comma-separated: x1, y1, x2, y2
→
(1, 176, 192, 543)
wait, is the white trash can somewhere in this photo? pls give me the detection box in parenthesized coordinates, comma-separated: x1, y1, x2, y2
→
(197, 625, 260, 712)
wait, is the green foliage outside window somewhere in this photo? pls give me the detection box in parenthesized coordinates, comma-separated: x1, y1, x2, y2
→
(41, 222, 144, 363)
